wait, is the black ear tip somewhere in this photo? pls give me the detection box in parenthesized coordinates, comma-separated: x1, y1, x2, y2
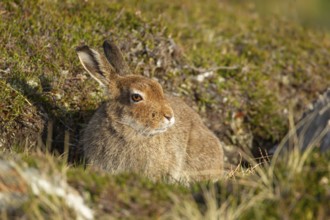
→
(76, 45, 90, 52)
(103, 39, 111, 46)
(103, 40, 111, 49)
(103, 39, 118, 50)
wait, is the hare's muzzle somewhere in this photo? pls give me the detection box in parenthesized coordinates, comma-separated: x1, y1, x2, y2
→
(163, 113, 175, 128)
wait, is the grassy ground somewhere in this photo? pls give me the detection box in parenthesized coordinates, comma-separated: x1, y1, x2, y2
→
(1, 0, 330, 219)
(1, 144, 329, 219)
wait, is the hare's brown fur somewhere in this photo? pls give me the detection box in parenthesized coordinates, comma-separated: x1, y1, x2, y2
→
(77, 40, 224, 183)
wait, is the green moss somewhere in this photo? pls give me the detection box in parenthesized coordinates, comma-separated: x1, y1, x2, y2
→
(1, 145, 329, 219)
(2, 0, 330, 149)
(127, 0, 330, 144)
(0, 81, 26, 126)
(67, 168, 189, 218)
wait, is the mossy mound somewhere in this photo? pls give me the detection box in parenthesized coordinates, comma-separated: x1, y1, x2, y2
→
(1, 0, 330, 161)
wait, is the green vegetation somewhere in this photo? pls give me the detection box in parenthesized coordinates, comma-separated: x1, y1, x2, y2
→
(1, 0, 329, 219)
(1, 146, 329, 219)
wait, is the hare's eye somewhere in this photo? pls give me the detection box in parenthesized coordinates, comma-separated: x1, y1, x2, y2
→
(131, 93, 143, 102)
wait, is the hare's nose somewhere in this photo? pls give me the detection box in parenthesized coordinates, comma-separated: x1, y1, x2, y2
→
(163, 106, 175, 124)
(164, 112, 175, 125)
(164, 114, 172, 121)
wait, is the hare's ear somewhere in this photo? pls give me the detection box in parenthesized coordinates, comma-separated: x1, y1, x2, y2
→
(103, 40, 129, 75)
(76, 45, 117, 87)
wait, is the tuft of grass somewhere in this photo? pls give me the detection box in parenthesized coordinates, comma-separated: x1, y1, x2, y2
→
(165, 150, 330, 220)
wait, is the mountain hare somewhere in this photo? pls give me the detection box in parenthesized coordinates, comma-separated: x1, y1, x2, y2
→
(76, 40, 224, 183)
